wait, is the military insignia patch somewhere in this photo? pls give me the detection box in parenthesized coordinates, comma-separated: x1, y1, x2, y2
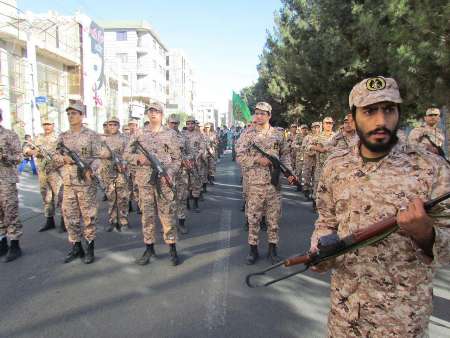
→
(273, 143, 279, 150)
(164, 144, 169, 153)
(81, 147, 88, 156)
(366, 77, 386, 91)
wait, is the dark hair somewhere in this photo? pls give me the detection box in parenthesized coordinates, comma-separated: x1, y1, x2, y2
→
(352, 104, 401, 118)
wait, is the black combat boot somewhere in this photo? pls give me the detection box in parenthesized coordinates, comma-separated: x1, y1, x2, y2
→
(208, 175, 214, 185)
(59, 216, 67, 233)
(296, 184, 302, 192)
(128, 201, 133, 212)
(135, 244, 155, 265)
(240, 201, 245, 212)
(178, 218, 188, 234)
(193, 197, 200, 213)
(243, 218, 249, 232)
(3, 240, 22, 262)
(186, 197, 191, 210)
(246, 245, 259, 265)
(64, 241, 85, 263)
(0, 237, 9, 257)
(114, 223, 122, 232)
(39, 217, 56, 232)
(303, 190, 312, 201)
(202, 183, 207, 193)
(267, 243, 281, 264)
(104, 223, 114, 232)
(84, 240, 95, 264)
(169, 243, 179, 266)
(260, 217, 267, 232)
(312, 200, 317, 212)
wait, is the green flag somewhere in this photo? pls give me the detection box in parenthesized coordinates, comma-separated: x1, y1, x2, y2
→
(232, 91, 252, 123)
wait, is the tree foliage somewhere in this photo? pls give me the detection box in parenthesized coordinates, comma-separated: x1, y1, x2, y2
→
(242, 0, 450, 126)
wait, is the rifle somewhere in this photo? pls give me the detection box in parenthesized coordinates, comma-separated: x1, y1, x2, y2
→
(56, 142, 103, 190)
(423, 135, 450, 165)
(182, 159, 201, 182)
(25, 140, 55, 173)
(246, 191, 450, 288)
(131, 140, 175, 196)
(252, 143, 301, 188)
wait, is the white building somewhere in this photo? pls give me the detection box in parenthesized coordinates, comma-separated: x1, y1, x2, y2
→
(196, 102, 219, 128)
(101, 20, 168, 121)
(166, 49, 195, 115)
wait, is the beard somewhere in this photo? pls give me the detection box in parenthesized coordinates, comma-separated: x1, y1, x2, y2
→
(355, 122, 399, 153)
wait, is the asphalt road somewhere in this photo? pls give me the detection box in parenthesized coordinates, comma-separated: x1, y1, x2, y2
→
(1, 152, 449, 338)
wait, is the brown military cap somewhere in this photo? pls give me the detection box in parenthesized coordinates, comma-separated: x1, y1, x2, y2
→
(128, 118, 139, 125)
(168, 114, 180, 123)
(255, 102, 272, 113)
(425, 108, 440, 116)
(311, 122, 321, 128)
(323, 117, 334, 123)
(41, 118, 54, 125)
(145, 102, 164, 112)
(66, 101, 86, 115)
(107, 116, 120, 125)
(300, 124, 308, 129)
(349, 76, 402, 109)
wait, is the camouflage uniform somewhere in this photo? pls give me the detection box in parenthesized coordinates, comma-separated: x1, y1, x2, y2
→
(174, 130, 190, 220)
(311, 142, 450, 338)
(236, 126, 292, 245)
(100, 131, 130, 227)
(310, 131, 334, 199)
(301, 133, 317, 191)
(293, 133, 307, 179)
(286, 132, 297, 172)
(408, 124, 445, 150)
(125, 126, 181, 245)
(325, 131, 359, 154)
(34, 133, 63, 218)
(183, 129, 206, 198)
(205, 130, 218, 178)
(56, 127, 102, 243)
(0, 126, 22, 240)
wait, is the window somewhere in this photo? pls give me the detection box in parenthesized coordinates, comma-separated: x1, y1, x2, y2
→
(116, 31, 127, 41)
(116, 53, 128, 63)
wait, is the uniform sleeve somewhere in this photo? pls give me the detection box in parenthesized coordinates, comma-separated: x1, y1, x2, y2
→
(124, 134, 140, 165)
(310, 161, 339, 251)
(235, 132, 255, 168)
(429, 159, 450, 266)
(407, 128, 423, 146)
(89, 132, 105, 169)
(5, 132, 22, 165)
(279, 136, 293, 172)
(166, 133, 182, 178)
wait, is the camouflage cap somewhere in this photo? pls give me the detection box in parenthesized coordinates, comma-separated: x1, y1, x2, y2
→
(41, 118, 54, 125)
(323, 117, 334, 123)
(255, 101, 272, 113)
(300, 124, 308, 129)
(311, 122, 321, 128)
(204, 122, 213, 128)
(107, 116, 120, 124)
(127, 118, 139, 125)
(349, 76, 402, 109)
(186, 115, 196, 122)
(290, 123, 298, 128)
(66, 101, 86, 115)
(145, 102, 164, 112)
(167, 114, 180, 123)
(425, 108, 440, 116)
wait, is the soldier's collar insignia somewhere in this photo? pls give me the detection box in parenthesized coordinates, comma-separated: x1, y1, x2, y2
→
(366, 77, 386, 91)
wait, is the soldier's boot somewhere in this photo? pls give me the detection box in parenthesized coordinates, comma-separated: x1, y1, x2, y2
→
(3, 240, 22, 262)
(199, 191, 204, 201)
(169, 243, 179, 266)
(260, 217, 267, 232)
(64, 242, 85, 263)
(193, 198, 200, 213)
(243, 218, 249, 232)
(303, 189, 311, 200)
(246, 245, 259, 265)
(128, 201, 133, 212)
(102, 194, 108, 202)
(240, 201, 245, 212)
(178, 218, 188, 234)
(312, 200, 317, 212)
(0, 237, 8, 257)
(267, 243, 281, 264)
(296, 184, 302, 192)
(38, 216, 56, 232)
(135, 244, 155, 266)
(202, 183, 207, 193)
(104, 223, 114, 232)
(208, 175, 214, 185)
(59, 216, 67, 233)
(84, 241, 95, 264)
(114, 223, 122, 232)
(186, 197, 191, 210)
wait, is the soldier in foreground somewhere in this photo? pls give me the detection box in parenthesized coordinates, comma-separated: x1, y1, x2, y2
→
(55, 102, 104, 264)
(236, 102, 295, 265)
(310, 76, 450, 337)
(408, 107, 445, 153)
(0, 109, 23, 262)
(32, 119, 64, 233)
(125, 103, 182, 266)
(101, 117, 130, 232)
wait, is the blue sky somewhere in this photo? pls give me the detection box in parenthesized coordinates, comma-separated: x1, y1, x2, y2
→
(18, 0, 281, 111)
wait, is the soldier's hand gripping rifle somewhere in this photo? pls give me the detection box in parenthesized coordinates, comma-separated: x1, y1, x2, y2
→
(56, 142, 103, 189)
(252, 143, 301, 188)
(422, 135, 450, 165)
(246, 191, 450, 288)
(25, 140, 54, 173)
(131, 140, 175, 196)
(103, 141, 130, 183)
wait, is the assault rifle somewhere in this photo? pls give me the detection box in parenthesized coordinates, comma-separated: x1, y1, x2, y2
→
(246, 191, 450, 288)
(252, 143, 301, 188)
(56, 142, 103, 189)
(131, 140, 174, 196)
(423, 135, 450, 165)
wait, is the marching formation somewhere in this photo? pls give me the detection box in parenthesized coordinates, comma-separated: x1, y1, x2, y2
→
(0, 75, 449, 338)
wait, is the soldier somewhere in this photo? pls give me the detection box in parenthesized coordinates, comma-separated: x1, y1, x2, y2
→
(325, 113, 358, 153)
(125, 103, 182, 266)
(286, 123, 298, 173)
(122, 125, 130, 136)
(32, 119, 65, 233)
(309, 116, 335, 205)
(310, 76, 450, 337)
(301, 122, 321, 199)
(293, 124, 309, 191)
(408, 107, 445, 153)
(0, 109, 23, 262)
(55, 102, 104, 264)
(236, 102, 295, 265)
(197, 122, 209, 194)
(167, 114, 189, 234)
(204, 122, 218, 184)
(101, 117, 130, 232)
(182, 116, 206, 213)
(127, 117, 140, 213)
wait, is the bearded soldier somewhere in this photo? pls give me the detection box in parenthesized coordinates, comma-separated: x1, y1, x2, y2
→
(310, 76, 450, 337)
